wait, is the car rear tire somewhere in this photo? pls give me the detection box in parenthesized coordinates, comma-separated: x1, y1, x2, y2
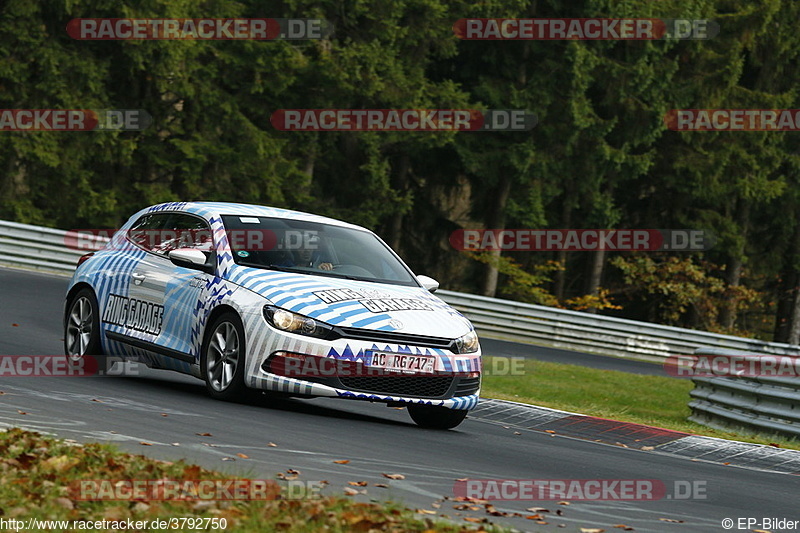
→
(64, 288, 107, 374)
(408, 405, 469, 429)
(201, 312, 248, 401)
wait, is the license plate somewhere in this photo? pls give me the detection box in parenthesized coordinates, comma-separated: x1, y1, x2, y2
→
(367, 352, 435, 374)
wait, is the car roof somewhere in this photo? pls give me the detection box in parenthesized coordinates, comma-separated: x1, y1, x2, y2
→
(142, 201, 368, 232)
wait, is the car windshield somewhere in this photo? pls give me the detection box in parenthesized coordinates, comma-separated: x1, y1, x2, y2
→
(221, 215, 419, 287)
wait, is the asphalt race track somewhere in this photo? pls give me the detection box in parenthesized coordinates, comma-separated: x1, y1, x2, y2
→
(1, 267, 798, 532)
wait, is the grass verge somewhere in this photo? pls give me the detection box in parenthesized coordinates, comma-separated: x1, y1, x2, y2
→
(481, 357, 800, 450)
(0, 427, 508, 532)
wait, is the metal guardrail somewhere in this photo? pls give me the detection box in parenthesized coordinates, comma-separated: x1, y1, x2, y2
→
(0, 220, 107, 273)
(688, 348, 800, 438)
(3, 219, 800, 363)
(437, 290, 800, 361)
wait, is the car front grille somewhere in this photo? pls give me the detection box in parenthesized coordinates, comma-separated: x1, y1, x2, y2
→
(332, 326, 455, 351)
(454, 376, 481, 396)
(339, 375, 454, 398)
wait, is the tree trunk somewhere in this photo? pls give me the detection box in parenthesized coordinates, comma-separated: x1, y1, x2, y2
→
(776, 218, 800, 344)
(480, 176, 512, 297)
(388, 154, 411, 251)
(553, 201, 571, 301)
(584, 247, 606, 314)
(772, 223, 800, 342)
(787, 287, 800, 345)
(719, 200, 750, 329)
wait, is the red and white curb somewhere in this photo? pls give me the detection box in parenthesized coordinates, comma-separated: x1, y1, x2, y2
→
(469, 398, 800, 475)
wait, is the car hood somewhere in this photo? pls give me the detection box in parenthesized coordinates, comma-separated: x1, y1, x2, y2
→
(227, 266, 473, 338)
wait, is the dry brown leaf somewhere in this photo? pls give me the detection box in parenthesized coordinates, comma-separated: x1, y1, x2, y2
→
(91, 399, 103, 402)
(343, 487, 359, 496)
(557, 501, 570, 506)
(416, 509, 436, 515)
(545, 430, 556, 434)
(54, 497, 74, 510)
(527, 507, 549, 513)
(42, 455, 79, 472)
(196, 432, 213, 437)
(236, 453, 249, 459)
(221, 457, 235, 461)
(161, 413, 168, 417)
(139, 442, 152, 446)
(267, 442, 277, 447)
(382, 473, 405, 480)
(348, 481, 368, 487)
(640, 446, 654, 451)
(287, 468, 300, 475)
(373, 483, 388, 488)
(17, 410, 26, 415)
(613, 525, 635, 531)
(333, 459, 350, 464)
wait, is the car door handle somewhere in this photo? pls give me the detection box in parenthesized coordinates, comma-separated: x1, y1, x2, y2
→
(131, 272, 146, 285)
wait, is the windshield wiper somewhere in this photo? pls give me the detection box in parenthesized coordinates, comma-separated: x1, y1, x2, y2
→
(238, 261, 304, 273)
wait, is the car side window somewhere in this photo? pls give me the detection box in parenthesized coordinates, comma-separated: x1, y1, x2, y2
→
(128, 213, 171, 252)
(150, 214, 213, 258)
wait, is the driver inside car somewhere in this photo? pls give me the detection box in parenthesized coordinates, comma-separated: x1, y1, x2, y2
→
(293, 246, 334, 271)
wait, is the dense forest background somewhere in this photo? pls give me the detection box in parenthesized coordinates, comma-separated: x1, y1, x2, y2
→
(2, 0, 800, 342)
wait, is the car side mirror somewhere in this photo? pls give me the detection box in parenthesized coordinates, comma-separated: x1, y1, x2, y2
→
(417, 275, 439, 293)
(169, 248, 214, 274)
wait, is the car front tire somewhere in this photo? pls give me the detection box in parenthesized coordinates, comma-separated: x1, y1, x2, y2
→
(201, 312, 248, 401)
(408, 404, 469, 429)
(64, 288, 107, 373)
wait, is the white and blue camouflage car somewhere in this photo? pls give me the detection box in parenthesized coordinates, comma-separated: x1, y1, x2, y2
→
(63, 202, 481, 429)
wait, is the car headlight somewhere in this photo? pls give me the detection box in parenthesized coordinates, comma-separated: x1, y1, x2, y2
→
(454, 330, 480, 354)
(263, 305, 333, 339)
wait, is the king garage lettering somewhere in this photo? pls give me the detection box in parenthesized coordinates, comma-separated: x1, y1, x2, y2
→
(360, 298, 433, 312)
(313, 288, 434, 312)
(102, 294, 164, 335)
